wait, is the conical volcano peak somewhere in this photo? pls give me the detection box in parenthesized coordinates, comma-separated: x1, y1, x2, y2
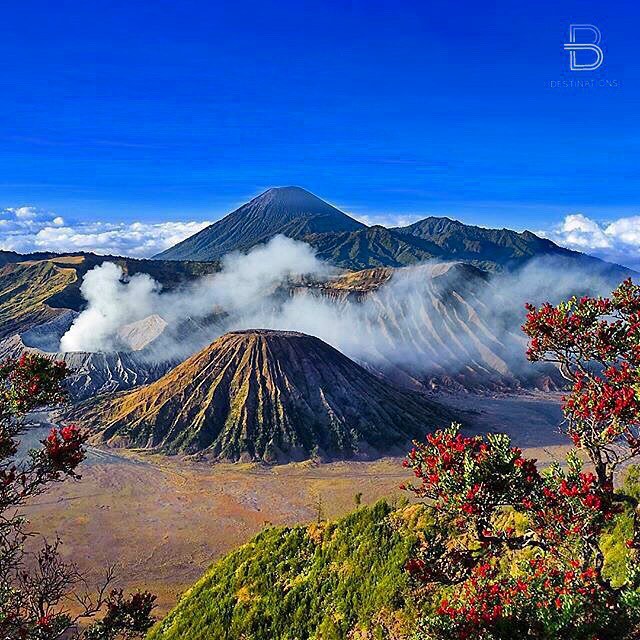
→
(261, 185, 316, 197)
(71, 329, 450, 464)
(256, 186, 335, 210)
(154, 186, 364, 261)
(242, 186, 350, 220)
(265, 186, 305, 192)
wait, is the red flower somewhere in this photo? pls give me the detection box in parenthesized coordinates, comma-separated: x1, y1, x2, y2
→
(43, 425, 86, 474)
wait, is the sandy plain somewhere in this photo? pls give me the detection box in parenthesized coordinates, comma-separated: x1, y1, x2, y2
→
(23, 393, 567, 614)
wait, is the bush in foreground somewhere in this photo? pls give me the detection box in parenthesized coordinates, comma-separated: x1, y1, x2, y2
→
(148, 501, 419, 640)
(0, 353, 156, 639)
(403, 279, 640, 639)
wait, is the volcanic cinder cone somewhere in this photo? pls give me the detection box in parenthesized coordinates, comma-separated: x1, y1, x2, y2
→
(71, 329, 450, 463)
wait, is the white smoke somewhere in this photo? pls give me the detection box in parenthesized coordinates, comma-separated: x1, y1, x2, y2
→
(228, 259, 615, 382)
(181, 233, 329, 312)
(58, 234, 622, 387)
(59, 262, 161, 352)
(59, 235, 330, 353)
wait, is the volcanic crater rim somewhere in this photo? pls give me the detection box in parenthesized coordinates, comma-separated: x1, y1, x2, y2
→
(225, 329, 310, 338)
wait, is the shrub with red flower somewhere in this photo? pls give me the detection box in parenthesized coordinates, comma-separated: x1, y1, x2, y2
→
(403, 280, 640, 639)
(0, 353, 156, 640)
(42, 424, 86, 475)
(523, 278, 640, 485)
(422, 555, 633, 640)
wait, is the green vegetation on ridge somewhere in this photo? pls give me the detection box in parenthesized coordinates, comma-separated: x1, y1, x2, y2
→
(146, 470, 640, 640)
(147, 500, 421, 640)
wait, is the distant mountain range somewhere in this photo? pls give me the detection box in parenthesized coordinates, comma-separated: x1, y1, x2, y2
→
(155, 186, 634, 277)
(0, 187, 632, 278)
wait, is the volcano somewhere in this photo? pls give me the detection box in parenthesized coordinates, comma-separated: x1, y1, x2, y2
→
(153, 186, 634, 278)
(154, 186, 364, 261)
(70, 329, 450, 463)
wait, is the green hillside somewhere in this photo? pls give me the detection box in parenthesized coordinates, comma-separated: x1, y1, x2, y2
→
(147, 501, 424, 640)
(147, 469, 640, 640)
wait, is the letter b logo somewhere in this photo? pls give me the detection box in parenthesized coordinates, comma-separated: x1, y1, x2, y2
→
(564, 24, 604, 71)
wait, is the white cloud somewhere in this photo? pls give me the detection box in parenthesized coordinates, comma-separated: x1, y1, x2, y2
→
(13, 207, 39, 220)
(606, 217, 640, 247)
(351, 212, 426, 227)
(540, 213, 640, 270)
(0, 207, 211, 258)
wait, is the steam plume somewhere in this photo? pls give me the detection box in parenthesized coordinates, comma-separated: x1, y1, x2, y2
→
(58, 235, 618, 386)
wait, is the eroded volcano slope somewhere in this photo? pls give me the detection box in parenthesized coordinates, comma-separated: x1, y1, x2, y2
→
(71, 329, 450, 463)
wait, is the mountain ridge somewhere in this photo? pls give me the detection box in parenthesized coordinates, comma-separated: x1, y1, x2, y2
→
(153, 187, 635, 277)
(147, 500, 417, 640)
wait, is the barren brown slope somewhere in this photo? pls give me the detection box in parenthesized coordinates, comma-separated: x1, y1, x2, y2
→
(71, 330, 450, 463)
(0, 253, 220, 335)
(0, 258, 78, 339)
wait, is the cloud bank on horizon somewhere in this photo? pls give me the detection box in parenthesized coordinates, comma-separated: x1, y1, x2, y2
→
(0, 207, 211, 258)
(1, 205, 639, 270)
(539, 214, 640, 271)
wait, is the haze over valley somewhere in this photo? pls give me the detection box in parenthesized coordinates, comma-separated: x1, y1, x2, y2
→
(1, 188, 629, 405)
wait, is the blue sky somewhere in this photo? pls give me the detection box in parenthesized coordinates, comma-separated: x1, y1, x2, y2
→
(0, 0, 639, 263)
